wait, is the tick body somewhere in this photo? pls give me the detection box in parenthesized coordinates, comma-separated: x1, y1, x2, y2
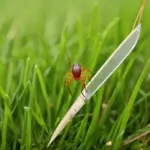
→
(72, 64, 81, 80)
(64, 52, 91, 97)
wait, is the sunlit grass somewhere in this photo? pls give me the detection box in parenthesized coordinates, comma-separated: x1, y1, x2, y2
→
(0, 0, 150, 150)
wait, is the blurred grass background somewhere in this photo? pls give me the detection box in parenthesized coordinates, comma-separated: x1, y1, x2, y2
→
(0, 0, 150, 149)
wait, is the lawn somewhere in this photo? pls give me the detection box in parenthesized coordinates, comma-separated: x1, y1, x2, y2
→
(0, 0, 150, 150)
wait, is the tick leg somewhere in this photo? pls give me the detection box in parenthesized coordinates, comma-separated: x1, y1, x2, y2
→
(64, 73, 73, 86)
(82, 68, 92, 74)
(64, 76, 73, 96)
(80, 78, 87, 99)
(64, 76, 72, 86)
(65, 71, 72, 76)
(66, 51, 72, 67)
(81, 74, 91, 81)
(67, 82, 73, 96)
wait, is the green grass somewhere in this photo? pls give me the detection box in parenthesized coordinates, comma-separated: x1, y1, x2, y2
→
(0, 0, 150, 149)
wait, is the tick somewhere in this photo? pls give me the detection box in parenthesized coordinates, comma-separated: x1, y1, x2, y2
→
(64, 52, 91, 97)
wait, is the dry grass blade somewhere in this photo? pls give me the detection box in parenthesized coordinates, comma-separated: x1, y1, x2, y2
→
(121, 124, 150, 147)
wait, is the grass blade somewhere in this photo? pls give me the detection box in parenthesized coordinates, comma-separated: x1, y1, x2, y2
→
(113, 58, 150, 149)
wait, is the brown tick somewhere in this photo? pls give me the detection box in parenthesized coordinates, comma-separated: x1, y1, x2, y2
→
(64, 52, 91, 97)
